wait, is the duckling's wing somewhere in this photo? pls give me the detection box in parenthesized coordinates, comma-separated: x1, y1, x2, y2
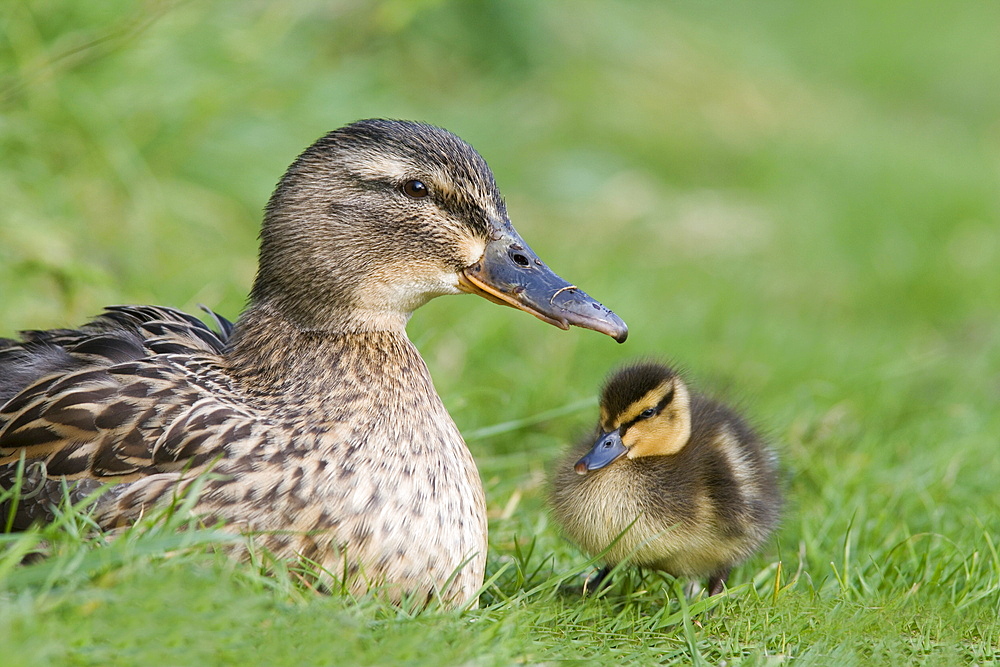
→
(0, 306, 241, 524)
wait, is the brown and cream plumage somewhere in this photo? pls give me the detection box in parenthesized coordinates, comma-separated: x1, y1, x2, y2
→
(0, 119, 627, 607)
(550, 362, 780, 596)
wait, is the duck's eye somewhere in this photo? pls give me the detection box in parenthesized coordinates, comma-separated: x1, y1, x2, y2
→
(639, 407, 657, 419)
(402, 179, 429, 199)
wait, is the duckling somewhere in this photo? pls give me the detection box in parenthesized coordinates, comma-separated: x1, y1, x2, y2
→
(550, 362, 780, 596)
(0, 119, 628, 607)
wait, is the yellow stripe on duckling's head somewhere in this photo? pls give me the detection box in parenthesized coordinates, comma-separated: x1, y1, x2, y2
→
(600, 363, 693, 459)
(621, 378, 691, 458)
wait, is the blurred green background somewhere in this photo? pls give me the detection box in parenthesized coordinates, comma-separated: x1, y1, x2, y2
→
(2, 0, 999, 663)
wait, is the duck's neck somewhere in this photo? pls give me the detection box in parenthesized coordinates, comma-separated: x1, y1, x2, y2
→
(224, 302, 430, 400)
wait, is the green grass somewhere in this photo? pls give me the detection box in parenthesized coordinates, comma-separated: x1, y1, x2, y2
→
(2, 0, 1000, 664)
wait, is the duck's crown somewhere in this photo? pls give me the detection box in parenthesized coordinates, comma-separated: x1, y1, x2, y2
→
(251, 119, 505, 332)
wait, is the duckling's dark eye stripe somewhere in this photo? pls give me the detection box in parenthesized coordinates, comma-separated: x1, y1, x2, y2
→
(621, 387, 676, 433)
(659, 387, 675, 408)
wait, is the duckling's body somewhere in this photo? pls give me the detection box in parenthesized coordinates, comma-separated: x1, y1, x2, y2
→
(0, 120, 627, 606)
(551, 363, 780, 595)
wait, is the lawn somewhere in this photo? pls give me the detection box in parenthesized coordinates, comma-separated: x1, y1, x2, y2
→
(2, 1, 999, 664)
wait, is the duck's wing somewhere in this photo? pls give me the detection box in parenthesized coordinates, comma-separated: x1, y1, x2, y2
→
(0, 305, 229, 400)
(0, 306, 246, 526)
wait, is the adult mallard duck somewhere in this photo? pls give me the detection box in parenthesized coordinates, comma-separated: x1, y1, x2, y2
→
(0, 119, 627, 606)
(550, 362, 780, 596)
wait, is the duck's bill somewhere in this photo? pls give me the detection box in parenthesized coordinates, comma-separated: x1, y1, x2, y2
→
(574, 430, 627, 474)
(457, 222, 628, 343)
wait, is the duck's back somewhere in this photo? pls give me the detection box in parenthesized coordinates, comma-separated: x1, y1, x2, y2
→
(0, 305, 229, 403)
(0, 306, 235, 528)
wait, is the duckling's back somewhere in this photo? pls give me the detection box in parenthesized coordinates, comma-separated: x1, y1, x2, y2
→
(655, 394, 781, 570)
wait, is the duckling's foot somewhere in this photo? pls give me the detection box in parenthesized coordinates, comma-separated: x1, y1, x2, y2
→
(707, 568, 730, 596)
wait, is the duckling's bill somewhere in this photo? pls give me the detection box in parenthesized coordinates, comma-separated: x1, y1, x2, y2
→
(457, 221, 628, 343)
(574, 429, 627, 474)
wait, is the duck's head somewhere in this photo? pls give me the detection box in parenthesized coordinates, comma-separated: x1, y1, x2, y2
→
(249, 119, 627, 341)
(574, 363, 692, 474)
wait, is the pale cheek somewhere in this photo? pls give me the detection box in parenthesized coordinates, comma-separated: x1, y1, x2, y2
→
(352, 266, 462, 314)
(624, 421, 684, 458)
(622, 429, 642, 457)
(424, 272, 463, 297)
(459, 238, 487, 267)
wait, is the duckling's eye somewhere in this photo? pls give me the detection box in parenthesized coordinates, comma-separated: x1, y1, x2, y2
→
(402, 179, 430, 199)
(639, 407, 657, 419)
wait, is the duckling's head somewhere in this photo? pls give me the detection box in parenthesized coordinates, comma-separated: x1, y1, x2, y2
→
(249, 119, 626, 340)
(575, 363, 692, 474)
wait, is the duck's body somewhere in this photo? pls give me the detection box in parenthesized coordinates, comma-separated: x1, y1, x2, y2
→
(0, 120, 627, 606)
(551, 363, 780, 595)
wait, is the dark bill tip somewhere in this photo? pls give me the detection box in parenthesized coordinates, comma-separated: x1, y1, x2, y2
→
(547, 285, 629, 343)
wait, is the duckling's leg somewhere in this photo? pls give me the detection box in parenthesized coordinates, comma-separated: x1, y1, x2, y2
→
(707, 568, 730, 596)
(583, 566, 613, 594)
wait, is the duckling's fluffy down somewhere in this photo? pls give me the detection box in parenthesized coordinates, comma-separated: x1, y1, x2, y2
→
(551, 364, 781, 589)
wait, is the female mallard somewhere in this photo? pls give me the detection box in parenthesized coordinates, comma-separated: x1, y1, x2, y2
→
(0, 119, 627, 606)
(550, 362, 780, 596)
